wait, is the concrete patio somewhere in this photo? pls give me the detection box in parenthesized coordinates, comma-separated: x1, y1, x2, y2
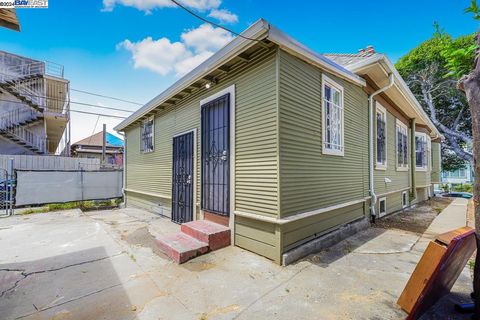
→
(0, 198, 473, 320)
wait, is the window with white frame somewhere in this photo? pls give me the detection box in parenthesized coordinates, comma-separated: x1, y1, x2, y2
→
(396, 120, 408, 169)
(378, 197, 386, 218)
(322, 75, 344, 156)
(402, 191, 408, 209)
(376, 104, 387, 168)
(141, 116, 154, 153)
(415, 133, 430, 170)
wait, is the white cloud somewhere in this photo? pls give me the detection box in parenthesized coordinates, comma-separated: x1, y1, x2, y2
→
(181, 23, 233, 52)
(119, 23, 233, 77)
(119, 37, 189, 75)
(102, 0, 221, 12)
(207, 9, 238, 23)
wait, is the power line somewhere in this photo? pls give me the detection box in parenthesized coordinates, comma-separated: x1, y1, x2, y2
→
(169, 0, 262, 42)
(0, 98, 127, 119)
(70, 101, 133, 113)
(70, 109, 127, 119)
(0, 89, 133, 113)
(71, 88, 143, 106)
(88, 115, 100, 145)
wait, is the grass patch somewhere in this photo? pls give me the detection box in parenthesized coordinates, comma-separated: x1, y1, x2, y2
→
(18, 199, 122, 215)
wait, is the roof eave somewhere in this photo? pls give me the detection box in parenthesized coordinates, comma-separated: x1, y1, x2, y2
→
(115, 19, 366, 132)
(347, 55, 443, 140)
(267, 25, 365, 87)
(114, 19, 270, 131)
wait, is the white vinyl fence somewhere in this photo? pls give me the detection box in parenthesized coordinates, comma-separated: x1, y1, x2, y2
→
(15, 170, 123, 206)
(0, 155, 100, 171)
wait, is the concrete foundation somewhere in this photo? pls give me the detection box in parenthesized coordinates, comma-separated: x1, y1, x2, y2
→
(282, 217, 370, 266)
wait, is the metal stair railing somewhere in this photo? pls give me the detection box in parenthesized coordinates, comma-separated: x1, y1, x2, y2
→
(0, 109, 47, 154)
(0, 108, 42, 127)
(3, 77, 46, 109)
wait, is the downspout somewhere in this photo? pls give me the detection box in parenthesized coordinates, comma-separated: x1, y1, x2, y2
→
(368, 74, 394, 223)
(410, 118, 417, 200)
(118, 131, 126, 207)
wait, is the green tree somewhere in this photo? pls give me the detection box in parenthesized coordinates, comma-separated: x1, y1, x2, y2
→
(396, 29, 476, 171)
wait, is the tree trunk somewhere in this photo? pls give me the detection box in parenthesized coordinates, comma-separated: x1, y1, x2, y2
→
(459, 29, 480, 319)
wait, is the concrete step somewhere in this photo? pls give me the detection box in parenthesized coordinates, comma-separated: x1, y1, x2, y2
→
(155, 233, 209, 264)
(181, 220, 231, 251)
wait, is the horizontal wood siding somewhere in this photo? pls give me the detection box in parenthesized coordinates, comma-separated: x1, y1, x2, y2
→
(126, 191, 171, 217)
(281, 202, 366, 251)
(373, 104, 411, 195)
(431, 141, 441, 184)
(381, 191, 407, 216)
(234, 216, 279, 262)
(124, 48, 279, 223)
(278, 50, 369, 218)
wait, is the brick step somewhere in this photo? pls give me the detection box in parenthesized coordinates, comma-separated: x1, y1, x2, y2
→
(155, 233, 209, 264)
(181, 220, 231, 251)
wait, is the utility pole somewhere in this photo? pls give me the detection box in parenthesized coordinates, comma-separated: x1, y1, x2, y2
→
(102, 124, 106, 166)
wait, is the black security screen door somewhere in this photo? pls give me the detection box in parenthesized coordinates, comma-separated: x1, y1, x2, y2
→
(171, 131, 194, 224)
(201, 93, 230, 216)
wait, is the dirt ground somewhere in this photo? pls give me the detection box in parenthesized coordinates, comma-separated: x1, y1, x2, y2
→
(374, 197, 453, 234)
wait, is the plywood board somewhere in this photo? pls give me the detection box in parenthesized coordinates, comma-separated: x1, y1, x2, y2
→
(397, 227, 476, 320)
(397, 241, 446, 313)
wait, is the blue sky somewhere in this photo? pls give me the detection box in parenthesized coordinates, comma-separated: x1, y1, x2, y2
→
(0, 0, 477, 141)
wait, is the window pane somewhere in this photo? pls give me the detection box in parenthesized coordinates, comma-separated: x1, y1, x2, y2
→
(324, 85, 331, 101)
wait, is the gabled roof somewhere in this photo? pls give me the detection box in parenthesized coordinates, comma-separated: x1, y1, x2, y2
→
(114, 19, 366, 131)
(325, 52, 442, 139)
(72, 131, 124, 148)
(324, 52, 380, 67)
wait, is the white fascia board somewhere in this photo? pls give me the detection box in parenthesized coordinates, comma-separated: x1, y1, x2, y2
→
(115, 19, 367, 132)
(267, 25, 366, 87)
(348, 55, 443, 140)
(114, 19, 270, 131)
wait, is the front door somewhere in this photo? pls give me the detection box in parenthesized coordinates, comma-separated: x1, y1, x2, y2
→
(171, 131, 194, 224)
(201, 93, 230, 217)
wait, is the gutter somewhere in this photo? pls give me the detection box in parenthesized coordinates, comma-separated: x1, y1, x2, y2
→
(114, 19, 365, 132)
(368, 73, 394, 222)
(348, 55, 442, 140)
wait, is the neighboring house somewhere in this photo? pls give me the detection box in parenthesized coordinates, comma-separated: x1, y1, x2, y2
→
(114, 19, 442, 265)
(71, 131, 124, 167)
(442, 163, 473, 185)
(0, 51, 70, 155)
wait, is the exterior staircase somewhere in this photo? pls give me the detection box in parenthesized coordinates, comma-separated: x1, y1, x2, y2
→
(155, 220, 231, 263)
(0, 108, 46, 154)
(0, 77, 45, 111)
(0, 53, 65, 155)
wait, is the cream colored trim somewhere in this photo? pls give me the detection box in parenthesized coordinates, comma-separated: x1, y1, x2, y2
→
(395, 119, 409, 171)
(378, 197, 386, 218)
(199, 84, 236, 242)
(321, 74, 345, 157)
(125, 188, 171, 200)
(416, 184, 433, 189)
(376, 187, 410, 198)
(402, 191, 408, 208)
(235, 198, 367, 225)
(375, 102, 387, 169)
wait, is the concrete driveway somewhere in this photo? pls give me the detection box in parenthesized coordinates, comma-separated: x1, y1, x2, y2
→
(0, 200, 473, 320)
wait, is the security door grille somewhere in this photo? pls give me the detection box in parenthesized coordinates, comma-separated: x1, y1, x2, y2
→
(201, 93, 230, 216)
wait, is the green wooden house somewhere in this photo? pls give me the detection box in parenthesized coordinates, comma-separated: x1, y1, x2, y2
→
(114, 19, 442, 265)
